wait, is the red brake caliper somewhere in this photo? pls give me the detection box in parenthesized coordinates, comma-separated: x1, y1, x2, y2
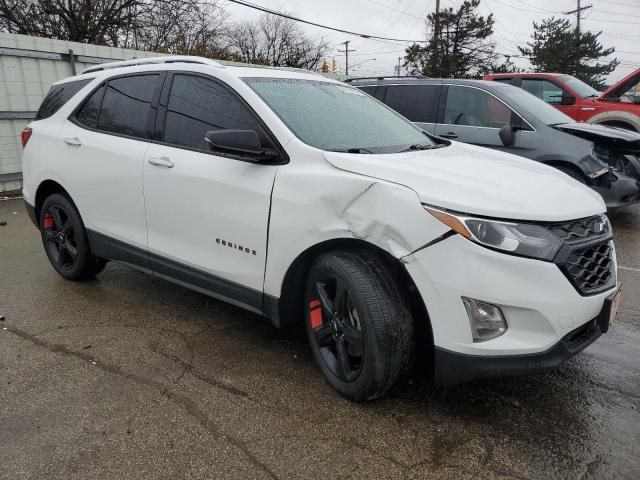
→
(309, 299, 323, 329)
(43, 212, 54, 230)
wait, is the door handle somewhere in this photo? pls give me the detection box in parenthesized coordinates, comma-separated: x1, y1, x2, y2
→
(439, 132, 458, 139)
(147, 156, 174, 168)
(63, 137, 82, 147)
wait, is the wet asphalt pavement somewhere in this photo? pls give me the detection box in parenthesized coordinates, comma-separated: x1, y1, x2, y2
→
(1, 198, 639, 480)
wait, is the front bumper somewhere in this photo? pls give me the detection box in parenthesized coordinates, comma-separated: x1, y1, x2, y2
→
(403, 233, 618, 385)
(434, 295, 617, 386)
(593, 171, 640, 210)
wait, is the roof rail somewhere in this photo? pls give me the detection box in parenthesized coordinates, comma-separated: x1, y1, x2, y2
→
(216, 60, 324, 77)
(344, 75, 427, 83)
(81, 56, 222, 75)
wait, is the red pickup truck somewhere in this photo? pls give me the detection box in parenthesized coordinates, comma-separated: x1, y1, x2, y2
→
(484, 69, 640, 132)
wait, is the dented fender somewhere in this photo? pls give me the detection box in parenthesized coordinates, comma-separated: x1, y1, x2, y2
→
(262, 146, 450, 298)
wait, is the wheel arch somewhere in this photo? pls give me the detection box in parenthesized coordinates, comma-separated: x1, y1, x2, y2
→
(273, 238, 434, 369)
(34, 179, 72, 222)
(542, 160, 587, 181)
(588, 111, 640, 132)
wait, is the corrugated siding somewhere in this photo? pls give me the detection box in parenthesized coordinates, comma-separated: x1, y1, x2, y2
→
(0, 32, 161, 192)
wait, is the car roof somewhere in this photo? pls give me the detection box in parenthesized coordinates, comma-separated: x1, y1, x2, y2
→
(348, 77, 510, 90)
(487, 72, 564, 78)
(52, 55, 332, 86)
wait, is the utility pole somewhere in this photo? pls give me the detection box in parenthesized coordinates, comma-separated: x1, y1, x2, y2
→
(338, 40, 356, 76)
(397, 57, 402, 76)
(563, 0, 592, 76)
(433, 0, 441, 73)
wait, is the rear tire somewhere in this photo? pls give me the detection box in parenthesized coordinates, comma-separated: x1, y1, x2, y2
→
(304, 250, 415, 401)
(40, 193, 105, 280)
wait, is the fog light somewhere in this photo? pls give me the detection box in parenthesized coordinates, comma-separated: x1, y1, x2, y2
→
(462, 297, 507, 342)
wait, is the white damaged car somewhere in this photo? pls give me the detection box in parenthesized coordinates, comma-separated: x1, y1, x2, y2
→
(21, 56, 621, 401)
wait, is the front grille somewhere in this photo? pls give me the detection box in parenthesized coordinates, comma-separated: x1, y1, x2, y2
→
(546, 216, 616, 296)
(547, 216, 610, 243)
(563, 242, 615, 295)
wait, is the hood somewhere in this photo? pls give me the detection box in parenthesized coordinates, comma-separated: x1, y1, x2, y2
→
(323, 142, 605, 222)
(600, 67, 640, 100)
(553, 122, 640, 148)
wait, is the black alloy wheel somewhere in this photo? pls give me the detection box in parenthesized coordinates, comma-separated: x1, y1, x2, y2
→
(42, 205, 79, 271)
(310, 276, 365, 382)
(305, 251, 415, 401)
(40, 193, 106, 280)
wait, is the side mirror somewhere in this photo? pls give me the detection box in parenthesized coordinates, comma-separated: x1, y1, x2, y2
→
(560, 92, 576, 105)
(499, 124, 515, 146)
(204, 129, 277, 161)
(634, 96, 640, 105)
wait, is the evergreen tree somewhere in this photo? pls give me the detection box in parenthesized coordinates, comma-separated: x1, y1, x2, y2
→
(404, 0, 498, 79)
(518, 17, 618, 89)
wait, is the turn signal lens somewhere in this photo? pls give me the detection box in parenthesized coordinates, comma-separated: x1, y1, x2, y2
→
(424, 207, 471, 239)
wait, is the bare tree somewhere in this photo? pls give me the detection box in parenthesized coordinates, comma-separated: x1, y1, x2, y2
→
(0, 0, 140, 46)
(227, 14, 328, 70)
(0, 2, 326, 70)
(0, 0, 228, 55)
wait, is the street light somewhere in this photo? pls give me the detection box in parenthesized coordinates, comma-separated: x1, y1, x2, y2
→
(349, 58, 376, 71)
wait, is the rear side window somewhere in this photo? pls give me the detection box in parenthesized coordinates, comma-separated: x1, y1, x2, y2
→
(36, 79, 91, 120)
(97, 74, 160, 139)
(75, 85, 105, 129)
(383, 85, 438, 122)
(163, 74, 261, 152)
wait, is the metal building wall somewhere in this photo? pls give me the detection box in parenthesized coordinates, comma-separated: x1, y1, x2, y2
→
(0, 33, 161, 192)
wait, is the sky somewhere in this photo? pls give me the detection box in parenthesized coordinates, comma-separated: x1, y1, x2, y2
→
(222, 0, 640, 84)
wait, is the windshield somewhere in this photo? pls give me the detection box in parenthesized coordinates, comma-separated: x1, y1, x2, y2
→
(500, 84, 573, 126)
(243, 78, 434, 153)
(560, 75, 600, 98)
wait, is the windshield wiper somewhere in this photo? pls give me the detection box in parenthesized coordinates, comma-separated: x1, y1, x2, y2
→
(401, 143, 443, 152)
(329, 147, 374, 154)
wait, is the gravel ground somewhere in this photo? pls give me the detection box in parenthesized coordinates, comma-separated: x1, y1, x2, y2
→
(1, 198, 639, 480)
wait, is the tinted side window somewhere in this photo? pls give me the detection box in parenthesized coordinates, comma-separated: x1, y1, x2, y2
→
(76, 85, 105, 129)
(164, 74, 261, 152)
(36, 79, 91, 120)
(521, 79, 564, 104)
(384, 85, 438, 122)
(444, 86, 512, 128)
(358, 86, 377, 97)
(98, 74, 160, 139)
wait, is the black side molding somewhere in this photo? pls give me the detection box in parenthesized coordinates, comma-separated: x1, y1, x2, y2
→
(86, 229, 265, 317)
(24, 200, 39, 228)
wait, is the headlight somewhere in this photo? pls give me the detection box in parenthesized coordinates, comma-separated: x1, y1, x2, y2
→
(425, 206, 564, 261)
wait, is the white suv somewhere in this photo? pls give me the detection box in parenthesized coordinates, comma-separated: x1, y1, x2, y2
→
(21, 56, 620, 401)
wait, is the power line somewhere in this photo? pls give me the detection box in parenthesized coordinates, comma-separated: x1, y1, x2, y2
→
(600, 0, 640, 7)
(364, 0, 424, 20)
(223, 0, 429, 43)
(584, 16, 640, 25)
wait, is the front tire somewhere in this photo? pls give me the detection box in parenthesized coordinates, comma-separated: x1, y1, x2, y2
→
(304, 251, 414, 401)
(40, 193, 105, 280)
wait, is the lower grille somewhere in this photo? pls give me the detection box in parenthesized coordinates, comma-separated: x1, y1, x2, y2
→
(562, 241, 615, 295)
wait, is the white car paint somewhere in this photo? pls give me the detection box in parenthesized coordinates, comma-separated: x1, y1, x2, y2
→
(21, 58, 618, 385)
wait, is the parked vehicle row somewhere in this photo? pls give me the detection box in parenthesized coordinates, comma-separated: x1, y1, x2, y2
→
(349, 76, 640, 210)
(22, 57, 620, 401)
